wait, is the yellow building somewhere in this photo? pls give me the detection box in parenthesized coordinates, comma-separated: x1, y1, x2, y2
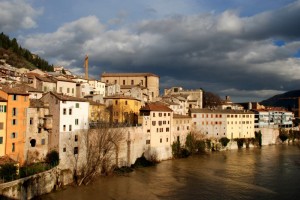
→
(0, 85, 30, 164)
(88, 101, 109, 123)
(104, 95, 141, 125)
(0, 97, 7, 156)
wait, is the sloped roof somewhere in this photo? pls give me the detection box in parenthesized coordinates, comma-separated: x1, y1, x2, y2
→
(140, 102, 173, 112)
(0, 84, 30, 95)
(46, 92, 88, 102)
(190, 108, 254, 114)
(104, 95, 141, 101)
(173, 114, 191, 119)
(102, 72, 159, 78)
(30, 99, 46, 108)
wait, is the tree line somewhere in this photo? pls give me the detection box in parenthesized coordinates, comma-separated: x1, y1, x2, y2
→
(0, 32, 54, 72)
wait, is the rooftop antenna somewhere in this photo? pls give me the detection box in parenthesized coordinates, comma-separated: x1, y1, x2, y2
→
(84, 55, 89, 80)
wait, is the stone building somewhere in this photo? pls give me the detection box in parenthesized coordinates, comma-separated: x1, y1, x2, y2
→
(25, 99, 52, 163)
(101, 72, 159, 102)
(164, 87, 203, 112)
(172, 114, 192, 145)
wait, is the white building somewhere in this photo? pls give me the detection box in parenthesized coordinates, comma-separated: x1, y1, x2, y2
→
(40, 92, 89, 169)
(190, 108, 255, 140)
(53, 77, 77, 97)
(139, 102, 173, 160)
(88, 79, 106, 97)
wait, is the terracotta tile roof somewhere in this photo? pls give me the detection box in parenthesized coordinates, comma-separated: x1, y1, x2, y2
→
(102, 72, 159, 78)
(30, 99, 46, 108)
(0, 96, 7, 102)
(190, 108, 254, 114)
(53, 77, 76, 83)
(0, 84, 30, 95)
(140, 102, 173, 112)
(47, 92, 88, 102)
(104, 95, 141, 101)
(173, 114, 191, 119)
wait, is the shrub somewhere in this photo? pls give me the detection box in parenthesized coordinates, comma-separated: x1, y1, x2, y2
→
(279, 132, 288, 143)
(19, 163, 49, 178)
(219, 137, 230, 147)
(45, 150, 59, 167)
(236, 138, 244, 149)
(0, 163, 18, 182)
(255, 131, 262, 147)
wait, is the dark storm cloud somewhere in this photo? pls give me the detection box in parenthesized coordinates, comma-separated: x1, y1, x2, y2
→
(21, 1, 300, 102)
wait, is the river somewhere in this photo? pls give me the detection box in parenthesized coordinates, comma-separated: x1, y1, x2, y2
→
(40, 145, 300, 200)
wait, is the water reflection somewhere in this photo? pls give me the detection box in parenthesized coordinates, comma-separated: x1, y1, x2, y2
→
(41, 145, 300, 200)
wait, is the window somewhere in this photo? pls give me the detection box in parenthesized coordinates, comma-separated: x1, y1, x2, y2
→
(59, 87, 62, 92)
(152, 121, 156, 126)
(12, 108, 17, 116)
(38, 128, 42, 133)
(193, 114, 196, 118)
(30, 139, 36, 147)
(0, 137, 2, 144)
(12, 143, 15, 152)
(74, 147, 78, 154)
(72, 88, 74, 94)
(123, 80, 125, 85)
(75, 119, 79, 125)
(12, 94, 17, 101)
(166, 138, 168, 142)
(146, 140, 150, 144)
(63, 125, 66, 131)
(75, 135, 78, 142)
(69, 109, 72, 115)
(159, 113, 162, 117)
(125, 101, 128, 105)
(168, 113, 170, 116)
(158, 121, 162, 126)
(63, 108, 66, 115)
(30, 118, 33, 125)
(75, 103, 79, 108)
(115, 100, 118, 105)
(141, 80, 143, 85)
(147, 129, 150, 133)
(131, 80, 134, 85)
(41, 139, 45, 145)
(0, 122, 3, 130)
(67, 88, 70, 93)
(166, 128, 169, 132)
(0, 105, 7, 112)
(187, 126, 189, 130)
(12, 119, 17, 125)
(153, 113, 155, 117)
(63, 147, 66, 152)
(160, 138, 162, 143)
(114, 80, 117, 84)
(69, 125, 72, 131)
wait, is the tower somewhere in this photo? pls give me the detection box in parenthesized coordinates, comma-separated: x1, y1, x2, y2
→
(84, 55, 89, 79)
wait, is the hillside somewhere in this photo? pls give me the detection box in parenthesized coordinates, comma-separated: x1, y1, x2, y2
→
(0, 32, 53, 72)
(260, 90, 300, 110)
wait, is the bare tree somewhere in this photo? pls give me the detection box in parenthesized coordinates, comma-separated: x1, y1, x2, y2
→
(69, 124, 125, 186)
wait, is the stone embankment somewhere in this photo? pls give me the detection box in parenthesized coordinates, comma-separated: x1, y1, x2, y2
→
(0, 167, 72, 199)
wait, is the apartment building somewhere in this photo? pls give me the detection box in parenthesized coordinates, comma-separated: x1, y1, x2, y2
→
(0, 97, 7, 157)
(40, 92, 89, 168)
(190, 108, 255, 140)
(253, 109, 294, 128)
(0, 84, 30, 164)
(172, 114, 192, 145)
(139, 102, 173, 160)
(101, 72, 159, 101)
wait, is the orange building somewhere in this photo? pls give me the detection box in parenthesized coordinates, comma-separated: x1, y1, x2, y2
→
(0, 85, 29, 164)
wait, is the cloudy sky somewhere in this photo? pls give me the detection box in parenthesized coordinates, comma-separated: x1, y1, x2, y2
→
(1, 0, 300, 102)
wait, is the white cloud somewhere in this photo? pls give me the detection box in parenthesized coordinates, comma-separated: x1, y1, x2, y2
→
(0, 0, 42, 32)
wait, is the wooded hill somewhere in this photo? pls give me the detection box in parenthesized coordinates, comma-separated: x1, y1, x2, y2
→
(0, 32, 54, 72)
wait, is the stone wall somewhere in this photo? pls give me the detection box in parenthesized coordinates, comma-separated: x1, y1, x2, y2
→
(0, 167, 72, 199)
